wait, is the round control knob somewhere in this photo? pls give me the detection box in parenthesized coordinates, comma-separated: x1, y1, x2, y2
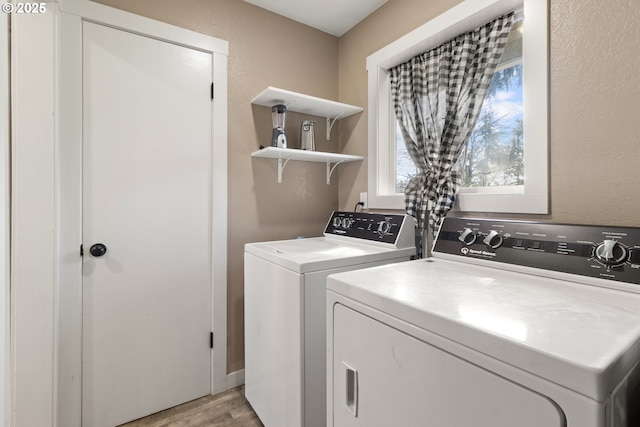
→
(332, 217, 342, 227)
(483, 230, 504, 249)
(342, 218, 353, 229)
(377, 220, 391, 236)
(458, 228, 477, 246)
(595, 239, 628, 266)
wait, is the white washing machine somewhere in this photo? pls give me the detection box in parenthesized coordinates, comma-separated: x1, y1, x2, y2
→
(327, 217, 640, 427)
(244, 211, 416, 427)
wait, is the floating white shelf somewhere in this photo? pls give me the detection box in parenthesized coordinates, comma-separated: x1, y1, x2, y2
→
(251, 147, 363, 184)
(251, 87, 364, 140)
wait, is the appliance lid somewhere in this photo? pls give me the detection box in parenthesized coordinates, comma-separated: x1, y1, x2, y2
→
(327, 258, 640, 402)
(245, 237, 414, 273)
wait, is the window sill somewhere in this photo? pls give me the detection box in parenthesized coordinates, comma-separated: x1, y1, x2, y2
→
(369, 189, 548, 214)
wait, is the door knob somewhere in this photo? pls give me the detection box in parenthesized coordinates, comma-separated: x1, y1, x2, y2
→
(90, 243, 107, 257)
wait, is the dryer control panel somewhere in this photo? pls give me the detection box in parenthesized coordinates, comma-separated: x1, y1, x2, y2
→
(434, 217, 640, 286)
(324, 211, 416, 249)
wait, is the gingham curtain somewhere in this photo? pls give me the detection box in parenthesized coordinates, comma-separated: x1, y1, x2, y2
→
(390, 13, 514, 253)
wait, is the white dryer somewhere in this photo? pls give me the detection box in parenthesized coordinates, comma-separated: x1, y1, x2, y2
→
(327, 217, 640, 427)
(244, 211, 415, 427)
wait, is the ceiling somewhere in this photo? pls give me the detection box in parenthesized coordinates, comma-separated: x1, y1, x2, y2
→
(242, 0, 388, 37)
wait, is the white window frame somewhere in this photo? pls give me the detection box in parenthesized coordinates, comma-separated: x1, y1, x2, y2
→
(366, 0, 548, 214)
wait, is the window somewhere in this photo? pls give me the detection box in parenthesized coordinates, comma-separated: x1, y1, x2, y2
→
(367, 0, 548, 214)
(396, 120, 418, 193)
(395, 21, 523, 190)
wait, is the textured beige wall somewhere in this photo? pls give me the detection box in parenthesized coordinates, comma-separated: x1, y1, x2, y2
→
(548, 0, 640, 225)
(338, 0, 640, 227)
(93, 0, 340, 373)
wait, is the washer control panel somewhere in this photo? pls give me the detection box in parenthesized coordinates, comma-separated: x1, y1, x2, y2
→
(324, 211, 415, 249)
(434, 217, 640, 286)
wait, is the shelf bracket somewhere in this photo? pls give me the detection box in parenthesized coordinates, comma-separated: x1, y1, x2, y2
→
(326, 160, 345, 185)
(326, 111, 346, 140)
(277, 157, 292, 183)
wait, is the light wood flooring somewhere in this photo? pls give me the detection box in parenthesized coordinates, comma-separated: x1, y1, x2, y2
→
(120, 386, 263, 427)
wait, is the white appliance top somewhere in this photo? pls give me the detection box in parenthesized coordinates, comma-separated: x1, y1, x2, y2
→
(245, 237, 414, 273)
(328, 217, 640, 402)
(327, 258, 640, 402)
(245, 211, 416, 273)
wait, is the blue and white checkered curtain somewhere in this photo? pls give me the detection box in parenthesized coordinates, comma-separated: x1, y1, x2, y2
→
(390, 13, 514, 255)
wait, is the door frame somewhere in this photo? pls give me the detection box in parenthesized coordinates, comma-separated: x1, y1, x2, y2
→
(11, 1, 228, 426)
(1, 11, 10, 427)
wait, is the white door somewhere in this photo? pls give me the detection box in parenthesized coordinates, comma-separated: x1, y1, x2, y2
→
(82, 21, 212, 427)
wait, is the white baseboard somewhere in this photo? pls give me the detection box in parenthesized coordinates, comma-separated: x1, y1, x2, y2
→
(226, 369, 245, 389)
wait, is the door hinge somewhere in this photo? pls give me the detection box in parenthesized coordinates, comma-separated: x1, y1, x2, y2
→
(210, 332, 214, 349)
(210, 83, 214, 100)
(80, 244, 83, 257)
